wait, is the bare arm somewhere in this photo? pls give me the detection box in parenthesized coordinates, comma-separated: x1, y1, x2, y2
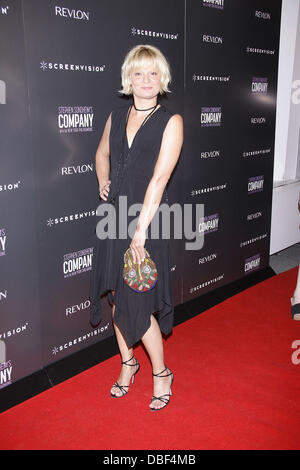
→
(95, 112, 112, 200)
(130, 113, 184, 263)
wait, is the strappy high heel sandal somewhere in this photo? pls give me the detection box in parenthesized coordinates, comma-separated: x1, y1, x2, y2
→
(150, 366, 174, 411)
(110, 355, 140, 398)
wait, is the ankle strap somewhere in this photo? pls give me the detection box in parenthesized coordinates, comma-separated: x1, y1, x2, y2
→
(152, 366, 172, 377)
(122, 355, 137, 366)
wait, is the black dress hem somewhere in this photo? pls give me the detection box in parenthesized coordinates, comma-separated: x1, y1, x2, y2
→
(112, 295, 173, 348)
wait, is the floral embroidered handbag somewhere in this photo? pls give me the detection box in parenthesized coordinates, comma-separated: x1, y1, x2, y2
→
(123, 247, 158, 292)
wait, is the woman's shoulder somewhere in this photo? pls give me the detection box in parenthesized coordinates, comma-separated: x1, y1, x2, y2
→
(111, 102, 130, 116)
(161, 105, 183, 128)
(107, 103, 130, 127)
(161, 104, 183, 120)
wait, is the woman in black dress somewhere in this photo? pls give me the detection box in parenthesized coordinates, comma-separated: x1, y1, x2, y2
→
(89, 44, 183, 411)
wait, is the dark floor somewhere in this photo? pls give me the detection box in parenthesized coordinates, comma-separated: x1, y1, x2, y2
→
(269, 243, 300, 275)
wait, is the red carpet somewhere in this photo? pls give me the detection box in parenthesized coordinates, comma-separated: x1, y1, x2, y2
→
(0, 267, 299, 450)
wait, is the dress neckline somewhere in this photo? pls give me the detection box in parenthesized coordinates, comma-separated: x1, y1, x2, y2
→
(125, 103, 164, 150)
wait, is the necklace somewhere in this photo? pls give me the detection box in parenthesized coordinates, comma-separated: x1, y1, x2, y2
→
(133, 98, 158, 111)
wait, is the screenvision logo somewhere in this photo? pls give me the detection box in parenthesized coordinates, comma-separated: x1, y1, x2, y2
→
(193, 74, 230, 83)
(131, 26, 178, 40)
(40, 61, 105, 73)
(0, 80, 6, 104)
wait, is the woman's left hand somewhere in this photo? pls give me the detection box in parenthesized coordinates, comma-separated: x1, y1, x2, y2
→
(130, 226, 146, 265)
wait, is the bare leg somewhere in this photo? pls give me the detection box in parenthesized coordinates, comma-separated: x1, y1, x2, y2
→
(141, 314, 173, 410)
(291, 263, 300, 320)
(110, 290, 139, 396)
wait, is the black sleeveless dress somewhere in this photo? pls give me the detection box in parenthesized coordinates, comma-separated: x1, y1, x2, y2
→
(89, 102, 175, 348)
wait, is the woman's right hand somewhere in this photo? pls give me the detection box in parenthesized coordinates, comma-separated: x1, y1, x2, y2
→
(99, 180, 111, 201)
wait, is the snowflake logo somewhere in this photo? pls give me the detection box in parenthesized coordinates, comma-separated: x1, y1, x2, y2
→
(192, 74, 197, 81)
(47, 218, 54, 227)
(40, 60, 48, 70)
(52, 347, 58, 355)
(131, 26, 136, 35)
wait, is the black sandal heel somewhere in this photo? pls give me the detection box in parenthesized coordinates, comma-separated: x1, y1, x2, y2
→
(150, 366, 174, 411)
(110, 355, 140, 398)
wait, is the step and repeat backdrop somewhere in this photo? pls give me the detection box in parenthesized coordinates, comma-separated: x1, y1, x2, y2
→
(0, 0, 282, 389)
(183, 0, 282, 301)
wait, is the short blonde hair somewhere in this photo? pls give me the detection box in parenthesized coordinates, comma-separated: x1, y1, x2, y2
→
(119, 44, 172, 95)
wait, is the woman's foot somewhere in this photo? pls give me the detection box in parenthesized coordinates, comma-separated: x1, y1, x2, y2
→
(149, 366, 174, 411)
(291, 296, 300, 321)
(110, 355, 140, 398)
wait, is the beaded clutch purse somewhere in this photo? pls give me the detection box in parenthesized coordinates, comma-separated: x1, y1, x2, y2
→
(123, 248, 158, 292)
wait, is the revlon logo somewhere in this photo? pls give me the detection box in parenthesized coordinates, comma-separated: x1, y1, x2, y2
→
(54, 6, 90, 21)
